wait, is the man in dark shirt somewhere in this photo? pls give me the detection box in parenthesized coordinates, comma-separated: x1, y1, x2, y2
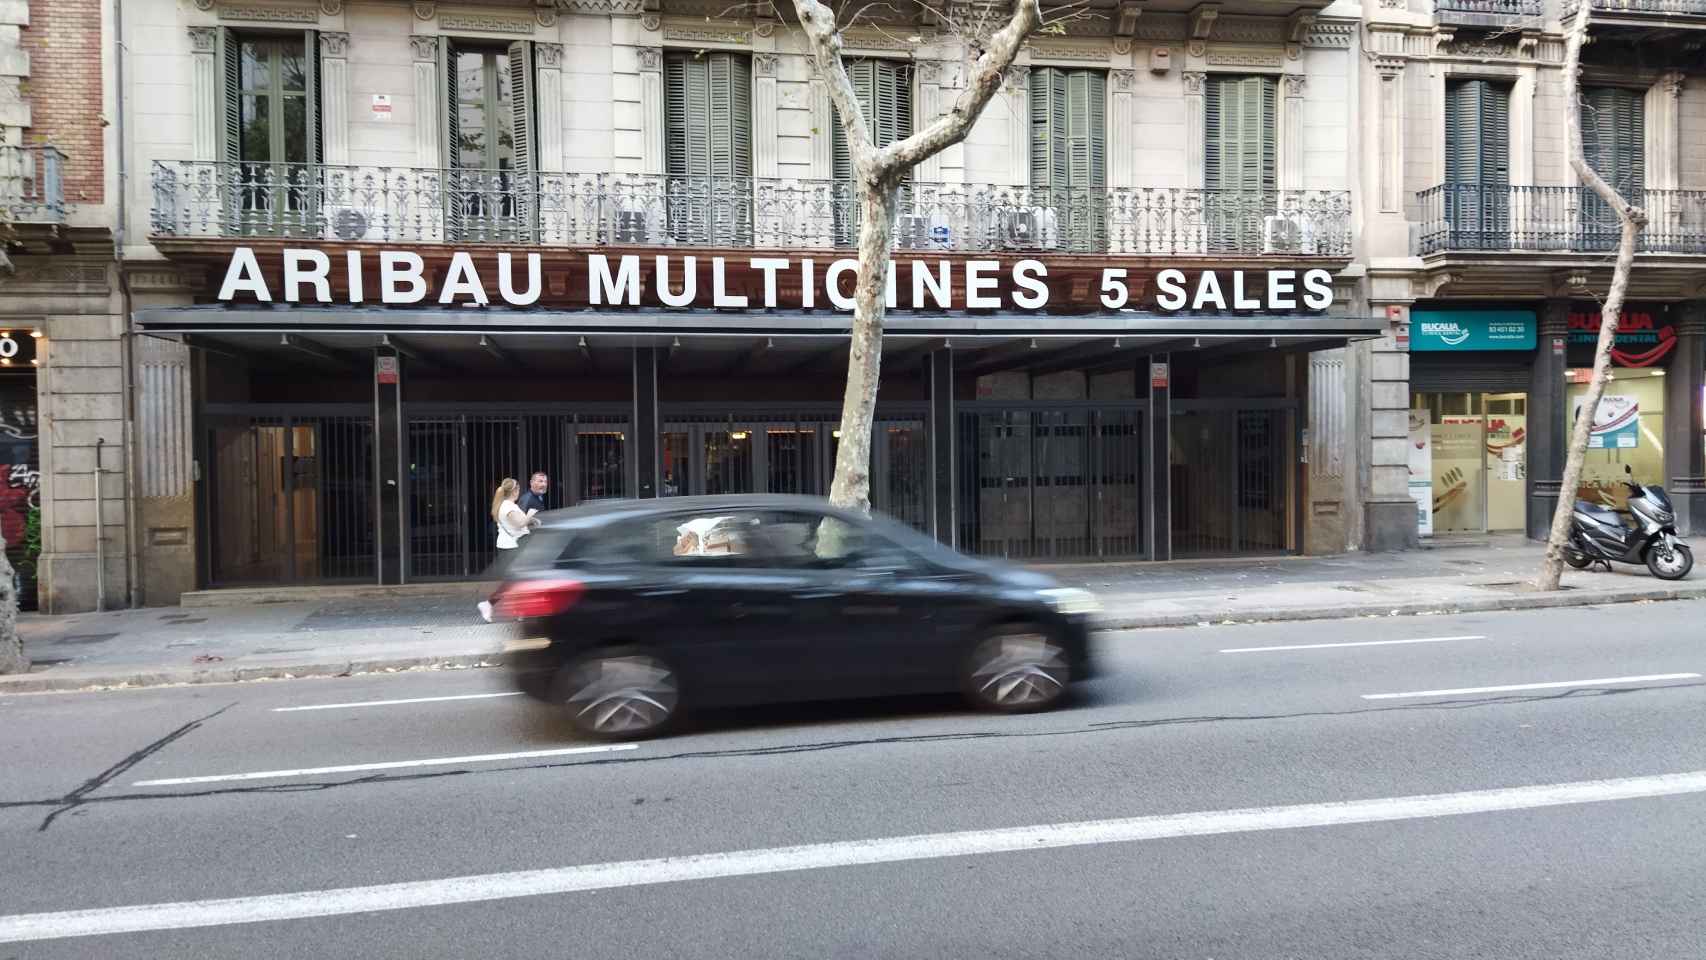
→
(518, 471, 549, 518)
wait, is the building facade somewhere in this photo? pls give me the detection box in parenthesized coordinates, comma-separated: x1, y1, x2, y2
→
(6, 0, 1702, 607)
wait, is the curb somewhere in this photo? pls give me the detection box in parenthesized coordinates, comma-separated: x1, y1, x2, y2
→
(1095, 582, 1706, 630)
(0, 653, 507, 695)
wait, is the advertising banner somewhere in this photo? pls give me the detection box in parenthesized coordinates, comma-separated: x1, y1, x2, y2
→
(1409, 410, 1433, 537)
(1575, 394, 1639, 449)
(1410, 310, 1537, 352)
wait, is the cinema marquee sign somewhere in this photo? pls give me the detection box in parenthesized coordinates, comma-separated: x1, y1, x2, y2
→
(215, 247, 1338, 314)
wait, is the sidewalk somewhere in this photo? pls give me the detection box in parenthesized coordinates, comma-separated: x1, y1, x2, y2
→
(5, 536, 1702, 693)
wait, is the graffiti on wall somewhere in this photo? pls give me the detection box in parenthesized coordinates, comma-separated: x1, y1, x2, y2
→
(0, 390, 40, 610)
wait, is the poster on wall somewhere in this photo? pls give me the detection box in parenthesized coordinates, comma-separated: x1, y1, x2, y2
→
(1409, 410, 1433, 537)
(1432, 419, 1485, 533)
(1574, 395, 1640, 449)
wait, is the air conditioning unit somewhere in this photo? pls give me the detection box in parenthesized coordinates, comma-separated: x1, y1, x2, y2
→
(325, 205, 385, 243)
(998, 206, 1059, 250)
(895, 213, 953, 251)
(1262, 214, 1302, 254)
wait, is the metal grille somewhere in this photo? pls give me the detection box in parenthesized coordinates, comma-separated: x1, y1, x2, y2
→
(205, 408, 375, 586)
(405, 408, 630, 580)
(1170, 404, 1294, 558)
(956, 404, 1145, 561)
(661, 406, 929, 531)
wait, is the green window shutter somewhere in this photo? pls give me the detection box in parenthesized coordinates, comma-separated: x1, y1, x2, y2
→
(508, 41, 533, 178)
(1447, 79, 1511, 185)
(1582, 86, 1644, 199)
(304, 31, 322, 167)
(440, 42, 460, 171)
(1205, 75, 1276, 193)
(833, 60, 907, 180)
(1030, 67, 1104, 190)
(1481, 82, 1510, 185)
(218, 28, 241, 164)
(664, 52, 752, 179)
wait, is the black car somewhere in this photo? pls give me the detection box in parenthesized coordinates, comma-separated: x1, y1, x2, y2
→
(492, 495, 1100, 739)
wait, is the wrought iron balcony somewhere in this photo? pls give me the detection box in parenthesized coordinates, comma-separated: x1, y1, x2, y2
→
(1435, 0, 1542, 28)
(0, 144, 66, 225)
(1414, 184, 1706, 255)
(150, 161, 1353, 258)
(1562, 0, 1706, 20)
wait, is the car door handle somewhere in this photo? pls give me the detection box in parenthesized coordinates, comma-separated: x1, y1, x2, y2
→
(799, 590, 844, 599)
(637, 588, 687, 598)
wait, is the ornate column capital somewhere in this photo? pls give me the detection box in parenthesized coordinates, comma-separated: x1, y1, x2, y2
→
(410, 35, 439, 62)
(1003, 64, 1029, 93)
(1282, 74, 1306, 97)
(537, 42, 564, 68)
(1111, 69, 1136, 92)
(320, 31, 350, 58)
(188, 26, 218, 54)
(637, 47, 662, 73)
(755, 53, 779, 78)
(1181, 71, 1206, 95)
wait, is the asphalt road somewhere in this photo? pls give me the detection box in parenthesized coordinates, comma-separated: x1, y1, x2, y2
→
(4, 600, 1706, 959)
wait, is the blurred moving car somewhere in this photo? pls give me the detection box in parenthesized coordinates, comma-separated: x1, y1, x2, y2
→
(492, 495, 1100, 739)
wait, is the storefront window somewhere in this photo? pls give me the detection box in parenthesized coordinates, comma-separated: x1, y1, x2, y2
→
(1565, 368, 1666, 510)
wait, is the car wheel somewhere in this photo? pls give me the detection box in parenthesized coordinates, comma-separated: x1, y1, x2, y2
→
(963, 626, 1070, 714)
(1646, 543, 1693, 581)
(553, 648, 681, 740)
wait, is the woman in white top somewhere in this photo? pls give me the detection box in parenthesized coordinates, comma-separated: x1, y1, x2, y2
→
(477, 477, 536, 622)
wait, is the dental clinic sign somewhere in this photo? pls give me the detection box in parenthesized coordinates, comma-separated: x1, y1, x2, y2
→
(213, 247, 1338, 314)
(1409, 310, 1537, 352)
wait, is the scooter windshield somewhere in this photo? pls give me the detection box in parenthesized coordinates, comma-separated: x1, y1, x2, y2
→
(1644, 485, 1673, 511)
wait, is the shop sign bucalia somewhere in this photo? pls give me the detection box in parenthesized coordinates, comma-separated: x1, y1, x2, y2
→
(213, 247, 1338, 314)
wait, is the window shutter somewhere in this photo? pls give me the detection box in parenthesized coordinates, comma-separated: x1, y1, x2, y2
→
(1205, 75, 1275, 193)
(1029, 68, 1054, 189)
(440, 41, 461, 236)
(728, 55, 751, 178)
(1582, 86, 1644, 200)
(1481, 82, 1510, 185)
(833, 60, 907, 180)
(664, 55, 689, 177)
(508, 40, 535, 238)
(217, 28, 241, 164)
(304, 31, 322, 167)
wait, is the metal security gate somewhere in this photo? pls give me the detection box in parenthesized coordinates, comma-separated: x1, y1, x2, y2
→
(1170, 401, 1296, 557)
(659, 405, 930, 531)
(956, 403, 1147, 561)
(404, 406, 631, 580)
(204, 404, 375, 586)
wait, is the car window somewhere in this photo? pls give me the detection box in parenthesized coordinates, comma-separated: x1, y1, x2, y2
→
(565, 512, 767, 567)
(754, 511, 923, 572)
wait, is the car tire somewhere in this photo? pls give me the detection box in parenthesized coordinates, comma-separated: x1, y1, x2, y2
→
(962, 625, 1070, 714)
(552, 646, 681, 741)
(1645, 543, 1693, 581)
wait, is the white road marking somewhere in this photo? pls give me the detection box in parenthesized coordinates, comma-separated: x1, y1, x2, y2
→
(272, 692, 525, 713)
(1220, 635, 1483, 654)
(132, 744, 636, 786)
(1361, 673, 1701, 701)
(8, 769, 1706, 943)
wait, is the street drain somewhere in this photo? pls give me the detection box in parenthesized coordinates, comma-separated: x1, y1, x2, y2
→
(55, 633, 119, 645)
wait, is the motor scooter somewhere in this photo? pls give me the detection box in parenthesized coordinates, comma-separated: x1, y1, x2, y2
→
(1564, 465, 1693, 580)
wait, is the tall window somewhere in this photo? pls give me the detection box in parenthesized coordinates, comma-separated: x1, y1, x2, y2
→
(664, 51, 752, 244)
(218, 30, 321, 235)
(1029, 67, 1106, 252)
(1444, 78, 1512, 249)
(1204, 75, 1276, 251)
(443, 40, 535, 241)
(1580, 85, 1644, 250)
(832, 60, 912, 245)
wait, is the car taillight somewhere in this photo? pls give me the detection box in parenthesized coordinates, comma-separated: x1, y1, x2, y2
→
(494, 579, 584, 620)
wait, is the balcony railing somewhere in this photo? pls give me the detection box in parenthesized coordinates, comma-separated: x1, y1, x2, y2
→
(1435, 0, 1541, 26)
(1562, 0, 1706, 17)
(0, 144, 66, 225)
(150, 160, 1353, 257)
(1414, 184, 1706, 255)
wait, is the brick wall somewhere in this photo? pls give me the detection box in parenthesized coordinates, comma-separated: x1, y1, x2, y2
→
(19, 0, 103, 204)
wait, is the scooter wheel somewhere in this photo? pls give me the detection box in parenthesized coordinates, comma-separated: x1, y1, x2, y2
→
(1564, 549, 1593, 570)
(1645, 544, 1693, 581)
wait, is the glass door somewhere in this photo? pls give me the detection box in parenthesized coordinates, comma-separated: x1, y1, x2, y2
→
(1411, 391, 1529, 534)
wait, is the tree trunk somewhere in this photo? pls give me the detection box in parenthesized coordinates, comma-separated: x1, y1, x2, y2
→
(0, 538, 24, 674)
(1536, 2, 1647, 591)
(826, 178, 901, 515)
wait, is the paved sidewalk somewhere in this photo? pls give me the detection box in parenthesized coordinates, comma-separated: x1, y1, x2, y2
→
(5, 536, 1701, 693)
